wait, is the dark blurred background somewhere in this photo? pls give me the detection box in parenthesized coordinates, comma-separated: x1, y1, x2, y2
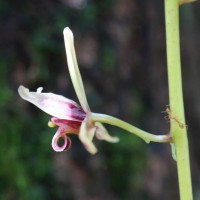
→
(0, 0, 200, 199)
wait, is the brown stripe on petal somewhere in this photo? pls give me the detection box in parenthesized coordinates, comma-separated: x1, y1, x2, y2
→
(69, 106, 86, 121)
(68, 103, 78, 109)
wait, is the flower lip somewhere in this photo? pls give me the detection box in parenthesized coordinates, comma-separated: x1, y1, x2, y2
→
(50, 117, 81, 152)
(52, 132, 72, 152)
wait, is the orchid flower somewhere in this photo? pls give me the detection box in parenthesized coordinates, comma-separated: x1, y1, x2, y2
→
(18, 27, 119, 154)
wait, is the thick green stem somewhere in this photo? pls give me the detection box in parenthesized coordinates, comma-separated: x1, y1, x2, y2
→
(164, 0, 193, 199)
(91, 113, 171, 143)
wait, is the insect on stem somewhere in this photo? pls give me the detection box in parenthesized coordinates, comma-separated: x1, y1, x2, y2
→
(162, 107, 186, 129)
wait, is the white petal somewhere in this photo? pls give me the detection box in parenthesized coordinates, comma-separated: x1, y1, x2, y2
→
(18, 85, 85, 121)
(79, 117, 97, 154)
(95, 122, 119, 143)
(63, 27, 90, 112)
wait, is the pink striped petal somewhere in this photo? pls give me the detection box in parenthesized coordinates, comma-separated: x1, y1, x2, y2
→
(18, 85, 86, 121)
(50, 117, 81, 132)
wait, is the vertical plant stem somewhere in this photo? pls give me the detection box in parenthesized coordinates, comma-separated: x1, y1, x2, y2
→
(164, 0, 193, 199)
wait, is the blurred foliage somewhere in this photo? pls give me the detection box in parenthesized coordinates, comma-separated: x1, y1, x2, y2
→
(0, 1, 147, 199)
(0, 0, 200, 199)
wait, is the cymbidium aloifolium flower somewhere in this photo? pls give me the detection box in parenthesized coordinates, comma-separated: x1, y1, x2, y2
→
(18, 28, 119, 155)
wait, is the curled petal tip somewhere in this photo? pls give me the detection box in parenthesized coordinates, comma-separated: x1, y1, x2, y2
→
(52, 134, 71, 152)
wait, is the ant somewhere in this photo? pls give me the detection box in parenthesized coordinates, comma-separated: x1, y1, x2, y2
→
(162, 107, 187, 129)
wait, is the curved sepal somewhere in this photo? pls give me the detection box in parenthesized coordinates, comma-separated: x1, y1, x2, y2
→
(95, 122, 119, 143)
(63, 27, 90, 112)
